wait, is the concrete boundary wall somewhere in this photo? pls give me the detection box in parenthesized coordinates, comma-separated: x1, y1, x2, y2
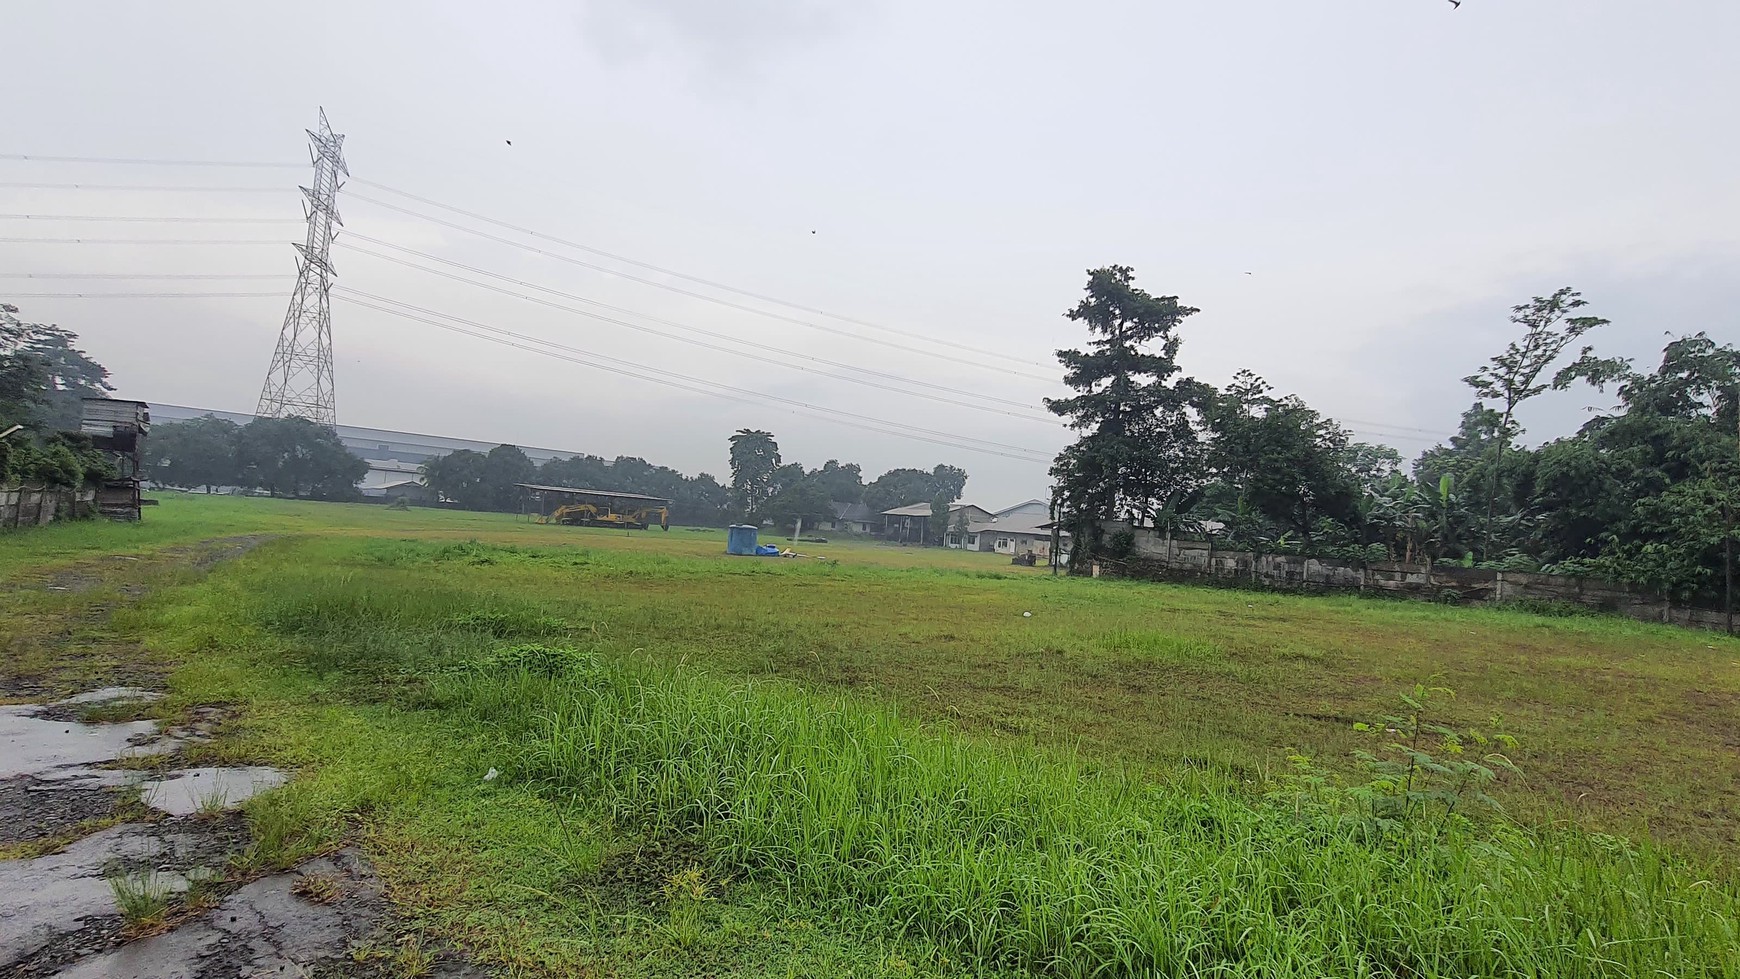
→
(1097, 522, 1732, 634)
(0, 484, 96, 529)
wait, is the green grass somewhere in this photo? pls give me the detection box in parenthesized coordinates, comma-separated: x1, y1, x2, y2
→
(6, 496, 1740, 977)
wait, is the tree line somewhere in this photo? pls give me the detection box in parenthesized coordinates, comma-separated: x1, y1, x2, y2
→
(727, 428, 969, 533)
(0, 302, 121, 488)
(1050, 267, 1740, 612)
(415, 432, 972, 533)
(420, 444, 730, 520)
(144, 414, 367, 499)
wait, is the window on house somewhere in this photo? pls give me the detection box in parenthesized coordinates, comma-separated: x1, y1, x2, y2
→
(947, 533, 961, 545)
(966, 534, 978, 546)
(996, 537, 1012, 548)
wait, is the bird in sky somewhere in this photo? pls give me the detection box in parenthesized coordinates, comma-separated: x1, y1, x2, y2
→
(505, 139, 513, 146)
(1448, 0, 1461, 8)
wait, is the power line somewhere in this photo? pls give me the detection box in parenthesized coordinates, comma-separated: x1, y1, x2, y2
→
(1341, 417, 1450, 437)
(350, 178, 1051, 370)
(334, 291, 1054, 463)
(0, 213, 301, 224)
(1, 154, 1058, 379)
(341, 288, 1053, 460)
(0, 272, 285, 280)
(0, 236, 287, 245)
(0, 181, 294, 193)
(4, 291, 281, 298)
(0, 154, 301, 168)
(338, 237, 1056, 421)
(344, 189, 1058, 381)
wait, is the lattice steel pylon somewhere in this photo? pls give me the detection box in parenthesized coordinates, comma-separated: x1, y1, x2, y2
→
(257, 108, 347, 428)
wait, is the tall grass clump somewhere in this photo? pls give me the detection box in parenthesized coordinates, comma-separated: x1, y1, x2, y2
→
(444, 655, 1739, 979)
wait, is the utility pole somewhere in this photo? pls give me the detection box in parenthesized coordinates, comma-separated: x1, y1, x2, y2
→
(1050, 490, 1061, 576)
(258, 108, 346, 428)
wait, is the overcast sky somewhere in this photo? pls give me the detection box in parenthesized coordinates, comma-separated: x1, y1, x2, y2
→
(3, 0, 1735, 505)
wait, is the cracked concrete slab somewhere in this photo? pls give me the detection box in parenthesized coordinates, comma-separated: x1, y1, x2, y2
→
(47, 849, 386, 979)
(139, 767, 288, 817)
(0, 824, 178, 968)
(52, 688, 164, 708)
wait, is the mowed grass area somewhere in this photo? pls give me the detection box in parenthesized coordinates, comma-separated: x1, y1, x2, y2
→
(5, 495, 1740, 977)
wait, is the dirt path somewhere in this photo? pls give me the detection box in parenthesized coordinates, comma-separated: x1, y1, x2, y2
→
(0, 537, 482, 978)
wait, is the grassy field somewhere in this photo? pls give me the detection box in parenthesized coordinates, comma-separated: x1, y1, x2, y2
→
(4, 495, 1738, 977)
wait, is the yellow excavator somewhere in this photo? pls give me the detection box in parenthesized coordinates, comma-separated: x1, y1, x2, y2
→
(543, 501, 669, 530)
(519, 483, 671, 531)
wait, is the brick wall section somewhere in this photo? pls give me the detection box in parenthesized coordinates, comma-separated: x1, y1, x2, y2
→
(1101, 522, 1732, 634)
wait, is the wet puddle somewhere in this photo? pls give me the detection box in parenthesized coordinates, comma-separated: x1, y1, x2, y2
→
(0, 706, 162, 780)
(139, 767, 289, 817)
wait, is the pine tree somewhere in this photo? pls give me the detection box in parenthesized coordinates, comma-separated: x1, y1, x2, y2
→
(1046, 266, 1205, 564)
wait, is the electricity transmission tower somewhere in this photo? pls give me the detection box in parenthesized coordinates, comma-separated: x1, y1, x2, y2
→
(257, 108, 346, 428)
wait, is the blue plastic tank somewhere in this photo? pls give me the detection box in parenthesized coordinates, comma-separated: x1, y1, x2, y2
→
(726, 524, 760, 555)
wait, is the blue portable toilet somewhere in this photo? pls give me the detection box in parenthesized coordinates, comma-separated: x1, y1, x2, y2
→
(726, 524, 759, 556)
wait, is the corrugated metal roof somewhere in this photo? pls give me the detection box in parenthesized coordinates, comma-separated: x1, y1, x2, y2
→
(880, 502, 990, 517)
(514, 483, 672, 504)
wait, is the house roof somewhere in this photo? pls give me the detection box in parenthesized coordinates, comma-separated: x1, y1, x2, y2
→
(993, 499, 1049, 518)
(968, 513, 1069, 538)
(831, 501, 873, 521)
(881, 502, 991, 517)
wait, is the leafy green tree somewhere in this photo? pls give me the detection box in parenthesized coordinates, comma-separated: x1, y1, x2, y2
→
(422, 449, 488, 507)
(929, 464, 968, 502)
(1462, 287, 1627, 559)
(0, 304, 51, 426)
(1046, 266, 1204, 564)
(928, 494, 951, 546)
(1576, 470, 1738, 605)
(145, 416, 240, 492)
(0, 304, 113, 431)
(861, 465, 970, 515)
(1532, 333, 1740, 614)
(809, 459, 864, 503)
(480, 444, 537, 511)
(235, 417, 364, 500)
(538, 453, 612, 490)
(763, 478, 834, 533)
(1202, 372, 1360, 550)
(728, 429, 780, 520)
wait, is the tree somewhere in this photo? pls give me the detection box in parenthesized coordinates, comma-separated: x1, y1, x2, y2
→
(728, 429, 780, 520)
(809, 459, 864, 503)
(763, 479, 834, 533)
(144, 416, 240, 492)
(235, 417, 364, 500)
(861, 465, 971, 515)
(1531, 333, 1740, 618)
(1201, 372, 1359, 549)
(538, 453, 612, 491)
(0, 304, 51, 426)
(1462, 287, 1627, 559)
(0, 304, 114, 431)
(768, 461, 807, 501)
(930, 464, 969, 503)
(423, 449, 488, 507)
(479, 444, 537, 511)
(1045, 266, 1205, 565)
(929, 494, 951, 546)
